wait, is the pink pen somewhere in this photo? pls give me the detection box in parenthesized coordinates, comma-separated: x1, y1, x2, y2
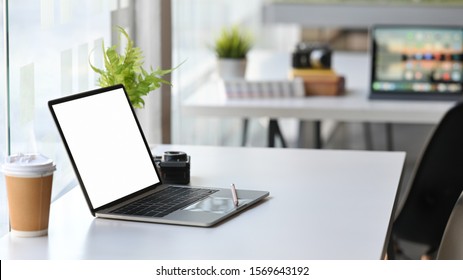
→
(231, 183, 239, 207)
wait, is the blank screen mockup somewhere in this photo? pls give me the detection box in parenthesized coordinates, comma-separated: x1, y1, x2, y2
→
(51, 87, 160, 209)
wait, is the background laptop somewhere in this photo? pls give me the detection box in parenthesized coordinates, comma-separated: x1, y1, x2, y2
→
(48, 84, 269, 227)
(369, 25, 463, 101)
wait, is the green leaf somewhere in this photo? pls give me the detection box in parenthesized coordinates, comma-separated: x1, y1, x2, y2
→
(213, 25, 252, 59)
(89, 25, 179, 108)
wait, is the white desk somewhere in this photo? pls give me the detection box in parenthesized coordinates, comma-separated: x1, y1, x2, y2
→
(183, 51, 455, 148)
(0, 145, 405, 260)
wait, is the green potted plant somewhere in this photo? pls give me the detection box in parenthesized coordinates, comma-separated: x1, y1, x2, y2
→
(212, 25, 252, 79)
(90, 26, 172, 109)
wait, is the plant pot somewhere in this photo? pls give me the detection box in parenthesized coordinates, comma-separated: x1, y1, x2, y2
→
(217, 58, 247, 79)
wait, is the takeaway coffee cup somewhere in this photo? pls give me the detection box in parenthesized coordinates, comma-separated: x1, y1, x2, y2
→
(1, 153, 56, 237)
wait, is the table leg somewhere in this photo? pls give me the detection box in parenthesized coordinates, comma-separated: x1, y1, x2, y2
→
(386, 123, 394, 151)
(268, 119, 276, 147)
(297, 120, 322, 149)
(268, 119, 287, 148)
(314, 121, 322, 149)
(363, 122, 373, 150)
(241, 118, 249, 146)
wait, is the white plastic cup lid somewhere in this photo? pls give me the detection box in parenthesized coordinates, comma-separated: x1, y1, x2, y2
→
(1, 153, 56, 177)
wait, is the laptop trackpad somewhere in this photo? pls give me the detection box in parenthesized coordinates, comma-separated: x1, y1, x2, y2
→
(184, 197, 250, 214)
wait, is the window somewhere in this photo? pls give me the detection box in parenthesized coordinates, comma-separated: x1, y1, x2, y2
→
(1, 0, 134, 236)
(171, 0, 300, 146)
(0, 1, 7, 236)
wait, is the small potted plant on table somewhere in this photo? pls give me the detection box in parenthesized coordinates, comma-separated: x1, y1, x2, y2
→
(213, 25, 252, 79)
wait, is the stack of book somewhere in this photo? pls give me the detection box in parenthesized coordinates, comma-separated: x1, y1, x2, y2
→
(290, 69, 345, 96)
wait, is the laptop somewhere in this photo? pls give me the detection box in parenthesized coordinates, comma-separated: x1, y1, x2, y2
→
(48, 84, 269, 227)
(369, 25, 463, 101)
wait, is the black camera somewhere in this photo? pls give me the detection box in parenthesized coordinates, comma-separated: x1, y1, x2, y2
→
(292, 42, 332, 69)
(153, 151, 191, 184)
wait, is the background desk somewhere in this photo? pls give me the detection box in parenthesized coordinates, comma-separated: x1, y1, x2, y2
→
(183, 51, 455, 148)
(0, 145, 405, 260)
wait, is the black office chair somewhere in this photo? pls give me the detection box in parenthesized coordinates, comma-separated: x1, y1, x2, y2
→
(436, 190, 463, 260)
(388, 102, 463, 259)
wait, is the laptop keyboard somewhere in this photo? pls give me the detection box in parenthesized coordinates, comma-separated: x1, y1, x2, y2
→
(111, 186, 218, 218)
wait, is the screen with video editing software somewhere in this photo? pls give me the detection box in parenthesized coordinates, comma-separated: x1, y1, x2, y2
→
(370, 25, 463, 100)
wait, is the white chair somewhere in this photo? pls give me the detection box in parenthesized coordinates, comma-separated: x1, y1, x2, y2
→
(436, 191, 463, 260)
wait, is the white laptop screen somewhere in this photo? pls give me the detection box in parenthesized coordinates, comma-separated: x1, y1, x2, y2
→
(51, 87, 160, 209)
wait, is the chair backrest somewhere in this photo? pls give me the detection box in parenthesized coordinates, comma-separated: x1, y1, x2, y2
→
(437, 191, 463, 260)
(391, 102, 463, 254)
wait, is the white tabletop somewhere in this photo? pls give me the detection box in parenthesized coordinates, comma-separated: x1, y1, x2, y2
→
(183, 51, 455, 124)
(0, 145, 405, 260)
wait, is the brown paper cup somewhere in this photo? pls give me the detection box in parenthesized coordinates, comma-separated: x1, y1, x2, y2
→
(2, 153, 56, 237)
(6, 174, 53, 237)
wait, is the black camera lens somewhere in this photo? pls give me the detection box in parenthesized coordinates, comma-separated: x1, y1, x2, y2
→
(310, 48, 331, 69)
(292, 42, 332, 69)
(163, 151, 188, 162)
